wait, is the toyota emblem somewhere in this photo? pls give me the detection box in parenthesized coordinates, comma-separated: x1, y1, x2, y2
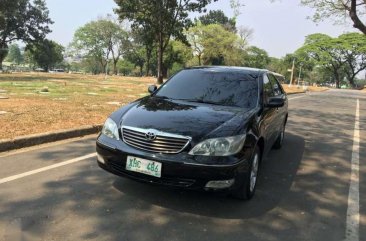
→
(145, 131, 156, 141)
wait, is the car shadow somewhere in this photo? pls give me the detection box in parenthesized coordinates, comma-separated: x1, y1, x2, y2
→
(112, 131, 305, 219)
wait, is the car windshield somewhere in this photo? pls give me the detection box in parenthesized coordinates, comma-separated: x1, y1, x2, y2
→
(155, 69, 259, 108)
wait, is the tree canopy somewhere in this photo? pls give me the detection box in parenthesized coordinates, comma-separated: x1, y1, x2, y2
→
(5, 44, 24, 65)
(243, 46, 271, 69)
(186, 23, 244, 66)
(70, 19, 130, 75)
(27, 39, 64, 71)
(198, 10, 236, 32)
(301, 0, 366, 35)
(114, 0, 218, 83)
(296, 33, 366, 87)
(0, 0, 53, 69)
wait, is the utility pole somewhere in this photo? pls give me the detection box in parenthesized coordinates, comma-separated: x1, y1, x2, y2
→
(289, 59, 295, 87)
(297, 63, 303, 87)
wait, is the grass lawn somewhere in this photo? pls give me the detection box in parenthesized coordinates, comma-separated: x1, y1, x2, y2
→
(0, 72, 329, 140)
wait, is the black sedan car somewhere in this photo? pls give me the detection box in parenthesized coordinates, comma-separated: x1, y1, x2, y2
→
(96, 66, 288, 200)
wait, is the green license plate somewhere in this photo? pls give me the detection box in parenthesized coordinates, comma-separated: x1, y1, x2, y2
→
(126, 156, 162, 178)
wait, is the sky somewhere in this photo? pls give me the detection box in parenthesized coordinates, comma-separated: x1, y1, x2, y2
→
(45, 0, 355, 58)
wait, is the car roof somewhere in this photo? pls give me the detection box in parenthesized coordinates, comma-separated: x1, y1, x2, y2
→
(185, 66, 268, 75)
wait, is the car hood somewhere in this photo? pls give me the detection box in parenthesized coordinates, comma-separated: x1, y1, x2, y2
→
(119, 97, 251, 140)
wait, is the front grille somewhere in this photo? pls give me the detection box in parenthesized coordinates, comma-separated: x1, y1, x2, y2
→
(122, 126, 191, 154)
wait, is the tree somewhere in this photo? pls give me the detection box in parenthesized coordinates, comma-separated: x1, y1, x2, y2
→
(163, 40, 193, 77)
(237, 25, 254, 49)
(237, 26, 254, 42)
(296, 34, 345, 88)
(114, 0, 218, 84)
(110, 24, 130, 75)
(125, 44, 146, 76)
(296, 33, 366, 88)
(27, 39, 64, 71)
(130, 26, 156, 76)
(301, 0, 366, 35)
(338, 33, 366, 87)
(243, 46, 270, 69)
(202, 24, 244, 65)
(117, 60, 135, 76)
(198, 10, 236, 32)
(5, 44, 24, 65)
(185, 23, 205, 65)
(186, 24, 244, 66)
(0, 0, 53, 69)
(70, 19, 127, 75)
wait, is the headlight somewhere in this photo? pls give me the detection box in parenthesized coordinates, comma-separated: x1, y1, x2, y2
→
(102, 118, 120, 140)
(189, 134, 246, 156)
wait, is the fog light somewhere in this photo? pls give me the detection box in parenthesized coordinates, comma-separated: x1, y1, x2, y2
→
(205, 179, 235, 189)
(97, 153, 105, 164)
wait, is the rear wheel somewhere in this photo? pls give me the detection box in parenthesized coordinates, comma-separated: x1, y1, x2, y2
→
(273, 122, 286, 149)
(231, 146, 260, 200)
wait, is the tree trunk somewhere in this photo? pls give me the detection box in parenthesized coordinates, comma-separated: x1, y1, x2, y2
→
(163, 66, 168, 79)
(157, 33, 164, 84)
(113, 60, 118, 75)
(350, 0, 366, 35)
(198, 54, 201, 66)
(145, 48, 152, 77)
(348, 75, 357, 89)
(139, 65, 143, 76)
(0, 42, 8, 71)
(334, 71, 340, 88)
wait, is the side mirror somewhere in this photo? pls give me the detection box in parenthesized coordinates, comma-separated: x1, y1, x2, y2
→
(148, 85, 158, 94)
(266, 96, 285, 108)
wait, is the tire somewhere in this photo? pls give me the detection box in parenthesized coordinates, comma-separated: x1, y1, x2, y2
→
(273, 122, 286, 149)
(231, 146, 261, 200)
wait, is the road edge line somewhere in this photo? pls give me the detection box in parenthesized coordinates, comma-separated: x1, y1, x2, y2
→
(0, 153, 97, 185)
(345, 99, 360, 241)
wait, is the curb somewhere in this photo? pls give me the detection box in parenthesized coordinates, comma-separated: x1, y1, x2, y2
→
(0, 125, 103, 153)
(287, 91, 306, 95)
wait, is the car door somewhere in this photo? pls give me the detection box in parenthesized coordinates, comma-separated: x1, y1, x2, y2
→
(268, 73, 287, 138)
(261, 74, 277, 152)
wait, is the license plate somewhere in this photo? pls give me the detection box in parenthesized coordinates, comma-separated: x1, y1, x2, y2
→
(126, 156, 162, 178)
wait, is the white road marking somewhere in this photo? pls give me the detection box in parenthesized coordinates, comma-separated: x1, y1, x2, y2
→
(0, 134, 97, 158)
(288, 95, 306, 100)
(0, 153, 96, 185)
(345, 99, 360, 241)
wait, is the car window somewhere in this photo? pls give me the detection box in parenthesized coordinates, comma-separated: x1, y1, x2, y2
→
(268, 74, 283, 96)
(263, 74, 274, 104)
(155, 69, 259, 109)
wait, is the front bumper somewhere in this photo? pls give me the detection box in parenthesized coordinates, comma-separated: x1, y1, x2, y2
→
(96, 134, 253, 191)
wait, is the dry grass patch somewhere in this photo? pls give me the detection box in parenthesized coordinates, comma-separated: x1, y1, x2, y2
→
(306, 86, 329, 92)
(282, 84, 329, 94)
(0, 72, 156, 140)
(282, 84, 306, 94)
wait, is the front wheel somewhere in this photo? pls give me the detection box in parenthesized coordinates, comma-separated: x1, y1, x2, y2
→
(231, 146, 260, 200)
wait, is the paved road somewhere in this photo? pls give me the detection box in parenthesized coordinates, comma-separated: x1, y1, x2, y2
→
(0, 89, 365, 241)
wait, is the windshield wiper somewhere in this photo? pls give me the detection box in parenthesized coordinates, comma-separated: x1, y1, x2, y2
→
(182, 99, 223, 106)
(154, 95, 170, 99)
